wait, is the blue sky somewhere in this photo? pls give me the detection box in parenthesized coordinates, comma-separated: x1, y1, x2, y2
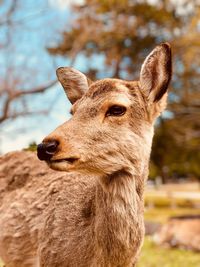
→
(0, 0, 84, 153)
(0, 0, 114, 154)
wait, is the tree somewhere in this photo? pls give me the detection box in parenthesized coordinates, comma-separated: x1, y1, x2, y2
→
(151, 117, 200, 182)
(48, 0, 200, 182)
(0, 0, 59, 125)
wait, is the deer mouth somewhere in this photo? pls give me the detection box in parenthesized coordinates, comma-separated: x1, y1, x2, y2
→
(49, 157, 79, 165)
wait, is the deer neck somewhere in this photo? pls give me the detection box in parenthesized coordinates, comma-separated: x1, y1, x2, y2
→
(94, 169, 146, 267)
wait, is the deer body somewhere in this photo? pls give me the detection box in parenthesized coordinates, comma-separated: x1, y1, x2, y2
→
(0, 154, 146, 267)
(39, 172, 145, 267)
(0, 44, 172, 267)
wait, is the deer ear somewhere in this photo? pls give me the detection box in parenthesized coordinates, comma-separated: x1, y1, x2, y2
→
(56, 67, 91, 104)
(139, 43, 172, 103)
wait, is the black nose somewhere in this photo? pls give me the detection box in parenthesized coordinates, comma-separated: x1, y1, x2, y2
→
(37, 140, 59, 161)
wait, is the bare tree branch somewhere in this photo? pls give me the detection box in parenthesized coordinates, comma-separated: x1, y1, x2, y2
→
(0, 96, 12, 123)
(12, 80, 58, 99)
(0, 80, 58, 124)
(0, 9, 49, 27)
(0, 109, 49, 125)
(0, 0, 17, 26)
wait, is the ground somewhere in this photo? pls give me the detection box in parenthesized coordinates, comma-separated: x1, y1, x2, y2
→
(138, 238, 200, 267)
(139, 182, 200, 266)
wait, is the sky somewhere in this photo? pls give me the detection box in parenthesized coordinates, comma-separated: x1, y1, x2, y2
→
(0, 0, 86, 153)
(0, 0, 115, 154)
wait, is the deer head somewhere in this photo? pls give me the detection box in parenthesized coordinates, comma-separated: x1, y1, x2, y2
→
(37, 43, 172, 177)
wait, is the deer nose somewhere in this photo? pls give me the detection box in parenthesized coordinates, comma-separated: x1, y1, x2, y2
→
(37, 140, 59, 161)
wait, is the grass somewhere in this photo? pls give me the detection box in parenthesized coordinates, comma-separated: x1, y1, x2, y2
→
(137, 237, 200, 267)
(144, 206, 200, 223)
(142, 196, 200, 267)
(142, 194, 200, 267)
(144, 192, 200, 223)
(145, 194, 200, 209)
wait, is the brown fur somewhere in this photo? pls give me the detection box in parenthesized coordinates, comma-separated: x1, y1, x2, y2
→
(0, 43, 172, 267)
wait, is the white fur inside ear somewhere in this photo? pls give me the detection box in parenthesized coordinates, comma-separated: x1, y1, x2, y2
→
(140, 43, 171, 103)
(56, 67, 89, 104)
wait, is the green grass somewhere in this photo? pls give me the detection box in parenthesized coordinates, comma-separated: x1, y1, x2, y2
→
(145, 194, 200, 209)
(137, 238, 200, 267)
(144, 192, 200, 223)
(144, 206, 200, 223)
(142, 204, 200, 266)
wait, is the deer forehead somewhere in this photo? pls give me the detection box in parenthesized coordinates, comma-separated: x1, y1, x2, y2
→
(72, 79, 140, 113)
(86, 79, 135, 99)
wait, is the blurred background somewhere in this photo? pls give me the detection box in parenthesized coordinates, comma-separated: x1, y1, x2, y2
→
(0, 0, 200, 266)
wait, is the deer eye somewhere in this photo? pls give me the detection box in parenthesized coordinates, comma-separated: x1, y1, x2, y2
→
(106, 105, 126, 117)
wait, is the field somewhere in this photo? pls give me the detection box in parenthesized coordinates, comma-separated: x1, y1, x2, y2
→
(145, 206, 200, 223)
(140, 183, 200, 266)
(140, 208, 200, 266)
(138, 238, 200, 267)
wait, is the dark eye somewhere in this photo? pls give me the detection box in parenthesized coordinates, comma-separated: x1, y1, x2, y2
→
(106, 105, 126, 117)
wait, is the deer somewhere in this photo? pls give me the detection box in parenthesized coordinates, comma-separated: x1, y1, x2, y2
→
(0, 43, 172, 267)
